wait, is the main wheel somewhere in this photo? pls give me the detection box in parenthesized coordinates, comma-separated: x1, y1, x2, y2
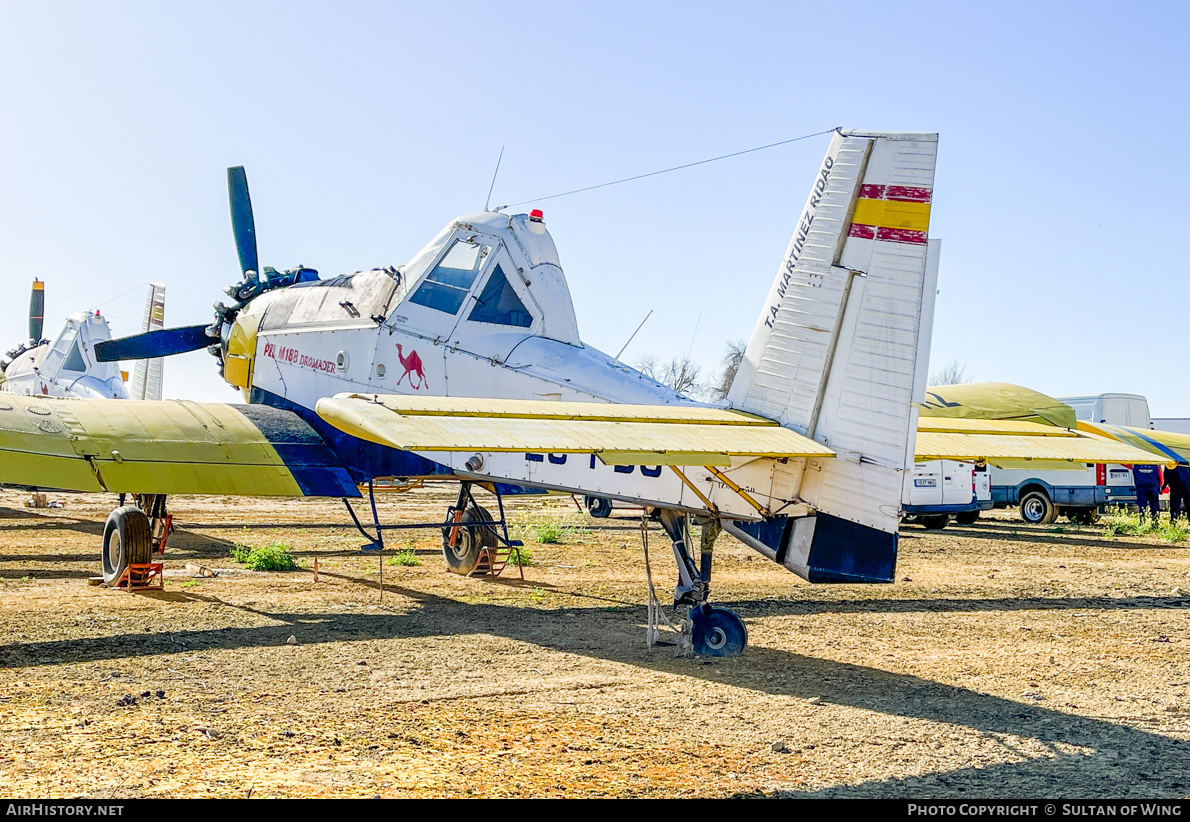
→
(585, 496, 612, 518)
(954, 511, 980, 525)
(1019, 490, 1056, 524)
(441, 504, 498, 574)
(920, 514, 950, 530)
(691, 607, 748, 657)
(101, 506, 153, 585)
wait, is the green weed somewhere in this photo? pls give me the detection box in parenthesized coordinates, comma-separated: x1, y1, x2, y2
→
(231, 541, 299, 571)
(1157, 518, 1190, 543)
(386, 549, 422, 567)
(507, 544, 535, 568)
(516, 515, 589, 546)
(1101, 508, 1190, 542)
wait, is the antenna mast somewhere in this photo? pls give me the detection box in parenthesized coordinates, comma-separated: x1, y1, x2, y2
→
(484, 146, 505, 212)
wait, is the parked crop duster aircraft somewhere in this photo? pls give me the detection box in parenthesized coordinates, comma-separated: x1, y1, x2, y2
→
(0, 130, 1158, 656)
(917, 381, 1187, 469)
(0, 280, 167, 401)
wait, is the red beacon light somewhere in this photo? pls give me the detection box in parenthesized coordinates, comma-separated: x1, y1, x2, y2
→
(529, 209, 544, 223)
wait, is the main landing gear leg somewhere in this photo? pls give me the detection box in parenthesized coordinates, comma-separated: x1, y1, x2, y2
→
(135, 494, 172, 555)
(656, 510, 748, 657)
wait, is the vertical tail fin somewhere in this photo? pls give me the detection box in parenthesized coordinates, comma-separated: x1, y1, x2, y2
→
(129, 282, 166, 401)
(725, 130, 939, 581)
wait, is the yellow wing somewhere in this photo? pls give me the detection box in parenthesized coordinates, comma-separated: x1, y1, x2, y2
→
(1078, 421, 1190, 464)
(916, 383, 1175, 468)
(0, 395, 358, 496)
(0, 391, 1168, 500)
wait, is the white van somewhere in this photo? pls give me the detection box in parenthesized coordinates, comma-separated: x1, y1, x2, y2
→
(1058, 393, 1152, 428)
(988, 393, 1148, 523)
(1152, 418, 1190, 435)
(903, 459, 993, 529)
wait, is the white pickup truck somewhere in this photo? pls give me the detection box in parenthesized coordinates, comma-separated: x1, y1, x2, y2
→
(903, 459, 993, 529)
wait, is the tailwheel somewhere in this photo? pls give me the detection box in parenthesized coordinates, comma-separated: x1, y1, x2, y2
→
(690, 605, 748, 657)
(440, 504, 497, 575)
(101, 505, 153, 585)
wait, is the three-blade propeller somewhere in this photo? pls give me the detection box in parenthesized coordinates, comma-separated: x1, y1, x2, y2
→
(95, 166, 259, 364)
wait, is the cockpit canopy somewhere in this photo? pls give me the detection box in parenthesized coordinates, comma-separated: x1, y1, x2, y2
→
(251, 211, 581, 349)
(395, 211, 580, 346)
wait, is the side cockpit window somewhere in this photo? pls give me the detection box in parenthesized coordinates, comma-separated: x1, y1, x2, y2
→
(468, 265, 532, 328)
(409, 240, 491, 315)
(62, 339, 87, 372)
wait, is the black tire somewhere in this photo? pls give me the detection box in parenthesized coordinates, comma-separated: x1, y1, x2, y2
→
(101, 506, 153, 585)
(585, 496, 612, 518)
(954, 511, 979, 525)
(691, 607, 748, 657)
(1020, 490, 1056, 524)
(920, 514, 950, 530)
(1067, 507, 1100, 525)
(441, 504, 498, 575)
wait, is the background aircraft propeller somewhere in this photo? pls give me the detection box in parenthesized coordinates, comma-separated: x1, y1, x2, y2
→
(28, 279, 44, 344)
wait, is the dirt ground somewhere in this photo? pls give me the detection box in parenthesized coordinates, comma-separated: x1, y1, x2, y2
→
(0, 487, 1188, 799)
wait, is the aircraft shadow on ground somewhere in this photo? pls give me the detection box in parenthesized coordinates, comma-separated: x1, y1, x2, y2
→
(0, 519, 105, 537)
(923, 522, 1190, 551)
(0, 528, 241, 573)
(0, 563, 97, 581)
(728, 594, 1190, 618)
(1, 574, 1187, 795)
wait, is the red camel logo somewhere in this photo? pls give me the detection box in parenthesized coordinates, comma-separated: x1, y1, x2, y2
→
(395, 343, 428, 390)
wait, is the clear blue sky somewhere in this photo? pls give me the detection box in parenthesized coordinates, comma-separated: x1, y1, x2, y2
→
(2, 1, 1187, 413)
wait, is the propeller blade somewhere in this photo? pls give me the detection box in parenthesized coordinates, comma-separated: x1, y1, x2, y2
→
(228, 166, 259, 278)
(95, 325, 212, 362)
(29, 279, 44, 343)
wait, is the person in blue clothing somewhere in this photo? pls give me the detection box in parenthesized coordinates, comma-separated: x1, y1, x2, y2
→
(1133, 463, 1163, 521)
(1165, 462, 1190, 521)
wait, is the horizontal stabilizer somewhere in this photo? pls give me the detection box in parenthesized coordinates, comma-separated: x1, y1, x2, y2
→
(316, 394, 835, 465)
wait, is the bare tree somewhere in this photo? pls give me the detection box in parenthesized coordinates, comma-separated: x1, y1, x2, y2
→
(712, 338, 747, 401)
(929, 358, 970, 386)
(637, 354, 704, 397)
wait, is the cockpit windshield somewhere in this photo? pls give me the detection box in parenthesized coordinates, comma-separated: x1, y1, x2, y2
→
(409, 240, 491, 315)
